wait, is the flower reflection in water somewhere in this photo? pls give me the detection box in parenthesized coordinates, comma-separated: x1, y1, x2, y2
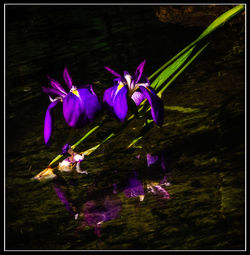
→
(52, 176, 122, 237)
(44, 150, 171, 238)
(52, 177, 79, 220)
(77, 196, 122, 237)
(123, 151, 171, 202)
(123, 172, 145, 201)
(145, 152, 171, 200)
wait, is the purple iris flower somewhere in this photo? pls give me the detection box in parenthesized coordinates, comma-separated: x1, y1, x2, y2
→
(42, 67, 101, 145)
(103, 60, 164, 126)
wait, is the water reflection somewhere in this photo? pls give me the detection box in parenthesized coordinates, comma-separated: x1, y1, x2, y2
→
(52, 177, 78, 219)
(52, 175, 122, 237)
(123, 172, 145, 201)
(49, 150, 171, 237)
(76, 196, 122, 237)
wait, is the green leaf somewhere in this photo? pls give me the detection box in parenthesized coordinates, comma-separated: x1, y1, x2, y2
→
(150, 46, 195, 91)
(71, 125, 100, 149)
(196, 5, 245, 41)
(158, 43, 209, 97)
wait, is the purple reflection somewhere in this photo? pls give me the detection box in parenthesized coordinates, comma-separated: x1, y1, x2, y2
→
(147, 184, 171, 200)
(123, 176, 145, 201)
(146, 152, 171, 200)
(78, 196, 121, 237)
(146, 152, 167, 172)
(52, 179, 78, 219)
(129, 151, 172, 201)
(146, 153, 159, 167)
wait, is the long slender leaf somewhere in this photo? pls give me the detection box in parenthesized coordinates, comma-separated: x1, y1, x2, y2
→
(158, 43, 209, 97)
(151, 46, 195, 91)
(196, 4, 245, 41)
(71, 124, 100, 149)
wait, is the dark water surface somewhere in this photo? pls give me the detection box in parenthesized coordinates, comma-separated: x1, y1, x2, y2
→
(5, 5, 245, 250)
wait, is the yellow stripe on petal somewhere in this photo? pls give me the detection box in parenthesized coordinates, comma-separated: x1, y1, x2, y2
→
(71, 89, 80, 97)
(117, 83, 124, 92)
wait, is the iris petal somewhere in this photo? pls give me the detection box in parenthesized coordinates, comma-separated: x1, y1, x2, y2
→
(47, 76, 67, 95)
(44, 100, 60, 145)
(42, 86, 65, 98)
(124, 71, 132, 89)
(103, 84, 117, 108)
(63, 67, 73, 89)
(77, 87, 101, 121)
(103, 84, 128, 121)
(63, 88, 101, 128)
(133, 60, 146, 84)
(131, 91, 146, 106)
(139, 86, 164, 126)
(63, 91, 88, 128)
(104, 66, 121, 78)
(113, 85, 128, 121)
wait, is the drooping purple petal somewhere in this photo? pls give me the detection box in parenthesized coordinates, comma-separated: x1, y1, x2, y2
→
(104, 66, 121, 78)
(63, 67, 73, 89)
(63, 87, 100, 128)
(113, 85, 128, 121)
(42, 86, 65, 98)
(103, 84, 117, 108)
(139, 86, 164, 126)
(77, 87, 101, 121)
(63, 91, 88, 128)
(131, 91, 146, 106)
(44, 100, 60, 145)
(47, 76, 67, 95)
(103, 84, 128, 121)
(133, 60, 146, 84)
